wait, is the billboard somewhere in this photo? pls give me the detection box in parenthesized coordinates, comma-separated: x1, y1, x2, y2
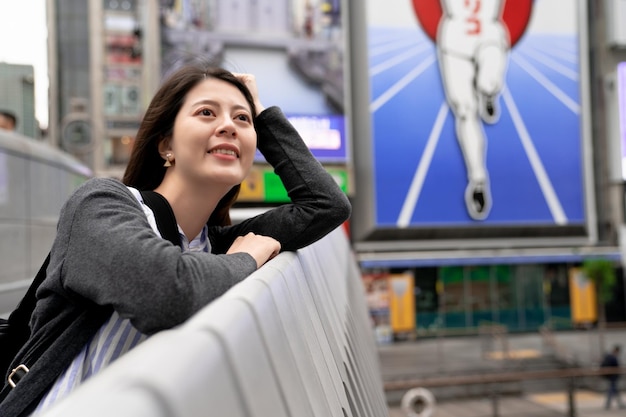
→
(388, 273, 415, 334)
(352, 0, 594, 245)
(568, 267, 597, 325)
(617, 62, 626, 180)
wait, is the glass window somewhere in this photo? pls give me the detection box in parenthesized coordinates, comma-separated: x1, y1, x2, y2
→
(108, 135, 134, 166)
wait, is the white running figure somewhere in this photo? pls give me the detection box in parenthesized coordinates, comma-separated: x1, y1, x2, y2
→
(436, 0, 510, 220)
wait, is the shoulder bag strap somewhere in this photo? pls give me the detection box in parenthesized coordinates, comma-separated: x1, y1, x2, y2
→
(6, 253, 50, 331)
(139, 190, 181, 248)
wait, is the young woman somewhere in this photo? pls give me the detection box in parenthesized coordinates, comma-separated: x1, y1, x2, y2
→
(0, 65, 351, 417)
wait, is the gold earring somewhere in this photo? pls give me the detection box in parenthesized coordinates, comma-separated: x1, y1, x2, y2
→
(164, 153, 172, 167)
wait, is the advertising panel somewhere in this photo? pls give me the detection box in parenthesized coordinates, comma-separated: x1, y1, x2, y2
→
(568, 267, 597, 325)
(101, 0, 143, 168)
(617, 62, 626, 180)
(388, 273, 416, 334)
(358, 0, 592, 243)
(158, 1, 350, 203)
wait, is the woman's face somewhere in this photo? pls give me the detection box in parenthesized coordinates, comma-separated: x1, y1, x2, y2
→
(167, 78, 257, 189)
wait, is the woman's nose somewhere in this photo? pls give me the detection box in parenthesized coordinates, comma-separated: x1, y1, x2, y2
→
(217, 117, 237, 137)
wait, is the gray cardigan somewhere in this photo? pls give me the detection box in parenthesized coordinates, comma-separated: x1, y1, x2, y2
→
(0, 106, 351, 417)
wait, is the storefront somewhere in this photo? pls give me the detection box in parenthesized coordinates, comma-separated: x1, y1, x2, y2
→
(362, 259, 626, 342)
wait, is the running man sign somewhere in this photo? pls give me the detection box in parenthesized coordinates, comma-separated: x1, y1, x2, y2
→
(352, 0, 595, 246)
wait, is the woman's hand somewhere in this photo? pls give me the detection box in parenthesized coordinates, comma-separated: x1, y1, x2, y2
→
(235, 73, 265, 116)
(226, 232, 281, 268)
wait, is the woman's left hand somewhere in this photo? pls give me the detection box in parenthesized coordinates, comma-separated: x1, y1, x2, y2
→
(226, 232, 281, 269)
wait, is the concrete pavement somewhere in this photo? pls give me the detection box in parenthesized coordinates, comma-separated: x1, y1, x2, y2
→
(379, 327, 626, 416)
(388, 391, 626, 417)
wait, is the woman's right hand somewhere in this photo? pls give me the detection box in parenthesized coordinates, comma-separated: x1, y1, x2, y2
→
(226, 232, 281, 268)
(234, 73, 265, 116)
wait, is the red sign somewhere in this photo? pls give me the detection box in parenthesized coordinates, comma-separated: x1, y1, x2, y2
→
(412, 0, 533, 47)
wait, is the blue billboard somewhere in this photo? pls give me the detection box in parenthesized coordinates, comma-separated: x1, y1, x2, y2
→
(366, 0, 590, 234)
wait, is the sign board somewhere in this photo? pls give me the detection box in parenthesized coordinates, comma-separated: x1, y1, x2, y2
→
(352, 0, 594, 246)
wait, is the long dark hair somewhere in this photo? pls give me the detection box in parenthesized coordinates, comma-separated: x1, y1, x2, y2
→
(122, 65, 257, 226)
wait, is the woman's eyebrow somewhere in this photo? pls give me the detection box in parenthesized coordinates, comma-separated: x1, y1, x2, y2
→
(190, 99, 220, 108)
(190, 99, 250, 113)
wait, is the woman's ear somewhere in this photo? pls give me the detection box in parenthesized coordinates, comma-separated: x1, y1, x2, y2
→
(158, 137, 174, 167)
(157, 137, 172, 156)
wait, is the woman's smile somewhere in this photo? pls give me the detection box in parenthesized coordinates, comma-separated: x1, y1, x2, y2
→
(208, 143, 240, 159)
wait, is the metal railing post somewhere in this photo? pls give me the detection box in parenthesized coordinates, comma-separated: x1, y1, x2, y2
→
(567, 377, 576, 417)
(490, 384, 500, 417)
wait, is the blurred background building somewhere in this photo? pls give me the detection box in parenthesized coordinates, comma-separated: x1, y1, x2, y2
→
(353, 0, 626, 341)
(46, 0, 157, 173)
(0, 63, 38, 138)
(45, 0, 349, 194)
(21, 0, 626, 341)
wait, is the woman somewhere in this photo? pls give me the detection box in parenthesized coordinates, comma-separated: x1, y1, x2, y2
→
(0, 65, 351, 416)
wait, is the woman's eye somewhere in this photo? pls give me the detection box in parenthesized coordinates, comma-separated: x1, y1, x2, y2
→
(236, 114, 250, 122)
(199, 108, 213, 116)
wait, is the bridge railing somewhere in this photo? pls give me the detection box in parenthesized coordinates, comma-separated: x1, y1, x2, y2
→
(40, 227, 389, 417)
(0, 131, 92, 315)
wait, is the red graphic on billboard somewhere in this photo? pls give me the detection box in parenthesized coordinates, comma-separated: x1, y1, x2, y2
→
(412, 0, 533, 47)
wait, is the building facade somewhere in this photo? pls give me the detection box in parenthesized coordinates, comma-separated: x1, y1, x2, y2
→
(46, 1, 626, 336)
(0, 63, 37, 138)
(353, 0, 626, 338)
(46, 0, 159, 175)
(47, 0, 349, 191)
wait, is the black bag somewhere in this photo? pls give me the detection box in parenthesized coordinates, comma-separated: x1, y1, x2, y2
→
(0, 253, 50, 382)
(0, 190, 180, 392)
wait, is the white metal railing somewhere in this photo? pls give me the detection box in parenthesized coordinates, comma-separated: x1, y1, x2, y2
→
(0, 131, 92, 315)
(40, 227, 388, 417)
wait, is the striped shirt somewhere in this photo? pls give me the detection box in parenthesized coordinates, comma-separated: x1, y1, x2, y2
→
(34, 187, 210, 414)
